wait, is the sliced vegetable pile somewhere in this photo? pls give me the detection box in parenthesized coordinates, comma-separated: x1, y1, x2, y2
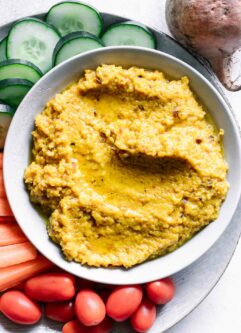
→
(0, 1, 156, 127)
(0, 152, 176, 331)
(0, 153, 53, 291)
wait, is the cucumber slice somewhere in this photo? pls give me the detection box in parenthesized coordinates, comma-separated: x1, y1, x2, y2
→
(0, 104, 15, 149)
(102, 21, 156, 49)
(0, 79, 33, 108)
(0, 37, 7, 62)
(0, 59, 42, 83)
(7, 18, 61, 74)
(45, 1, 103, 37)
(53, 31, 104, 65)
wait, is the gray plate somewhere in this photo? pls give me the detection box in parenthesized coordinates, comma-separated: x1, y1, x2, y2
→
(1, 11, 241, 333)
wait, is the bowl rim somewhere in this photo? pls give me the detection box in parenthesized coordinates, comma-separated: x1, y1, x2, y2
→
(4, 46, 241, 284)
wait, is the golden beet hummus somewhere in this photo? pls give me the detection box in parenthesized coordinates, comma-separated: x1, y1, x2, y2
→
(24, 65, 229, 268)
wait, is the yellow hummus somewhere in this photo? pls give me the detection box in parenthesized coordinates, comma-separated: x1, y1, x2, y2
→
(24, 65, 229, 268)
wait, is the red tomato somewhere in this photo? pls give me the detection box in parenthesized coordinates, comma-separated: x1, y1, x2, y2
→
(89, 316, 113, 333)
(62, 317, 112, 333)
(146, 277, 176, 304)
(62, 320, 88, 333)
(106, 285, 143, 322)
(130, 298, 156, 333)
(0, 290, 42, 325)
(25, 272, 76, 302)
(75, 289, 106, 326)
(45, 300, 75, 322)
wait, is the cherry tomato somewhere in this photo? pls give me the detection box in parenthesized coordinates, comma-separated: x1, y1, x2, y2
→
(146, 277, 176, 304)
(0, 290, 42, 325)
(130, 298, 156, 333)
(75, 289, 106, 326)
(89, 316, 113, 333)
(106, 285, 143, 322)
(45, 300, 75, 322)
(62, 320, 88, 333)
(25, 272, 76, 302)
(62, 317, 112, 333)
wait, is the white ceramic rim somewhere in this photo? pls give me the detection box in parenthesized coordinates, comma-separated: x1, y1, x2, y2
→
(4, 46, 241, 284)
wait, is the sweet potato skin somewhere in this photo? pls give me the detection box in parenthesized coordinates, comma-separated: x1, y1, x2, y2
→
(166, 0, 241, 91)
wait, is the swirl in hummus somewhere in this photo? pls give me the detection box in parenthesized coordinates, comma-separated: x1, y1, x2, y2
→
(24, 65, 229, 268)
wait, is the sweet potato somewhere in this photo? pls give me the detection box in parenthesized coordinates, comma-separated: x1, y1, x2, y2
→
(166, 0, 241, 91)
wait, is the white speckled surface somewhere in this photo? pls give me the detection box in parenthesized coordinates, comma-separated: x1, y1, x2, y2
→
(1, 1, 241, 332)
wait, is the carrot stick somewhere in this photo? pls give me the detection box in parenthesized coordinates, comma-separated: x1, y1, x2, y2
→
(0, 242, 38, 268)
(0, 223, 27, 246)
(0, 171, 6, 198)
(0, 153, 3, 169)
(0, 197, 13, 216)
(0, 216, 16, 223)
(0, 255, 53, 291)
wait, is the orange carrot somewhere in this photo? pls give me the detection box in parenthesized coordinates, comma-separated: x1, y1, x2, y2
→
(0, 216, 16, 223)
(0, 153, 3, 169)
(0, 242, 38, 268)
(0, 171, 6, 198)
(0, 223, 27, 246)
(0, 255, 53, 291)
(0, 197, 13, 216)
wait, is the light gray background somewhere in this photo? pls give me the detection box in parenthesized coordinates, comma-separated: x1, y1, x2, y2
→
(1, 1, 241, 332)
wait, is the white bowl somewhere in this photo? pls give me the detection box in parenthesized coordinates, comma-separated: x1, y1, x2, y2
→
(4, 47, 241, 284)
